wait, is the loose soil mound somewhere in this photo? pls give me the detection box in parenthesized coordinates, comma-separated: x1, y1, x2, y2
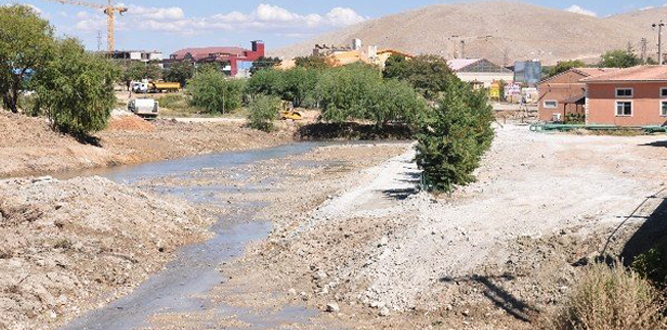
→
(0, 176, 212, 330)
(108, 114, 155, 132)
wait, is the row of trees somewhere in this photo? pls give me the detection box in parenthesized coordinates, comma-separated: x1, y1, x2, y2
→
(240, 55, 494, 193)
(547, 48, 650, 78)
(0, 5, 119, 136)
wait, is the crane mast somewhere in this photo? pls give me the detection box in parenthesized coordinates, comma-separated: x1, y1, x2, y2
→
(41, 0, 127, 53)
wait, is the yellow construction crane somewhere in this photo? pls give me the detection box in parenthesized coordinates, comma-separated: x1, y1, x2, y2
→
(42, 0, 127, 53)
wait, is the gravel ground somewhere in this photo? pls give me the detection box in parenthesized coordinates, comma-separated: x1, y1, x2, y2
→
(152, 124, 667, 329)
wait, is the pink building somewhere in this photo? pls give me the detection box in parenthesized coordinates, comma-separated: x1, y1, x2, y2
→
(584, 66, 667, 127)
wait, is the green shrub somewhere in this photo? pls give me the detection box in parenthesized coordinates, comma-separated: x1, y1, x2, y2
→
(187, 68, 244, 114)
(247, 95, 280, 132)
(32, 38, 120, 136)
(157, 94, 189, 111)
(245, 69, 285, 97)
(415, 80, 494, 193)
(551, 263, 665, 330)
(383, 55, 458, 100)
(633, 246, 667, 284)
(17, 93, 40, 116)
(365, 79, 427, 127)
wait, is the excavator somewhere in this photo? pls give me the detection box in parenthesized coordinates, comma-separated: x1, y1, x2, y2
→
(279, 101, 303, 121)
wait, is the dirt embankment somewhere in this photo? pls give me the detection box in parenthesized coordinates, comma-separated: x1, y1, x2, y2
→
(0, 111, 293, 178)
(0, 176, 213, 330)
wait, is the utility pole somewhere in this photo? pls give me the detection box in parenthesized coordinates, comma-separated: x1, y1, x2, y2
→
(460, 40, 466, 59)
(653, 21, 665, 65)
(640, 37, 648, 62)
(96, 31, 102, 52)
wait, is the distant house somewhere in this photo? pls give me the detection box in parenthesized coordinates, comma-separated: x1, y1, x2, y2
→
(537, 68, 618, 122)
(447, 59, 514, 89)
(583, 66, 667, 127)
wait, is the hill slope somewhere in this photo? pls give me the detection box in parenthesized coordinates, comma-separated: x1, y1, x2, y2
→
(271, 2, 652, 66)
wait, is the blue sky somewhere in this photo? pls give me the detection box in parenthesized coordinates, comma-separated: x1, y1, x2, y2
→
(2, 0, 663, 54)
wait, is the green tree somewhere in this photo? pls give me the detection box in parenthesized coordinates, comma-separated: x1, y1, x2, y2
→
(188, 67, 244, 114)
(250, 56, 282, 74)
(383, 54, 409, 80)
(282, 68, 321, 108)
(122, 62, 162, 81)
(599, 49, 641, 68)
(365, 79, 427, 127)
(415, 79, 495, 193)
(294, 55, 330, 70)
(384, 55, 458, 100)
(316, 63, 383, 123)
(247, 94, 280, 132)
(548, 60, 586, 77)
(164, 60, 195, 87)
(0, 5, 54, 113)
(245, 69, 285, 97)
(32, 38, 120, 136)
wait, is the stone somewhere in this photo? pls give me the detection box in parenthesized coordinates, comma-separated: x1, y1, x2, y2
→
(379, 307, 390, 317)
(326, 303, 340, 313)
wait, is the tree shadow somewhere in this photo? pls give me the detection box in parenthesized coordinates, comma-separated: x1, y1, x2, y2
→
(295, 122, 414, 141)
(440, 273, 539, 323)
(73, 133, 103, 147)
(640, 141, 667, 148)
(382, 187, 419, 200)
(620, 196, 667, 266)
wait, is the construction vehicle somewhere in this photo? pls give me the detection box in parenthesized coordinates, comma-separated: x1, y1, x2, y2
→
(128, 98, 159, 119)
(42, 0, 127, 53)
(149, 81, 180, 93)
(279, 101, 303, 121)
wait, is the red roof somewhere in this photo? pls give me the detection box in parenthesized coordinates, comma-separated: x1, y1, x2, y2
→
(538, 67, 619, 84)
(171, 47, 246, 61)
(582, 65, 667, 82)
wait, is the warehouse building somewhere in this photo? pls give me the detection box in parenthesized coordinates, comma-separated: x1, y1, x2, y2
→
(447, 58, 514, 89)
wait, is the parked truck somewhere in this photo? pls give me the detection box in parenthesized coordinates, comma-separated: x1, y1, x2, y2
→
(128, 98, 159, 119)
(131, 80, 180, 94)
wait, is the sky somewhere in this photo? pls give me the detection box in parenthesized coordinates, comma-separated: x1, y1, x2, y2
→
(2, 0, 664, 54)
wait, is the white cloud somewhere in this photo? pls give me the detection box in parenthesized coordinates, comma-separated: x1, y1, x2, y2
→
(128, 5, 184, 20)
(640, 6, 655, 11)
(72, 3, 367, 37)
(565, 5, 597, 17)
(325, 7, 366, 26)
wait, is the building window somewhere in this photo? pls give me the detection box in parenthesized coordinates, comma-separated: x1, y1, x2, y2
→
(544, 100, 558, 109)
(662, 101, 667, 117)
(616, 101, 632, 116)
(615, 88, 633, 98)
(661, 88, 667, 98)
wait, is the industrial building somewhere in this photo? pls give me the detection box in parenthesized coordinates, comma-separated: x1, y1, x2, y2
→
(110, 50, 163, 63)
(168, 41, 265, 77)
(583, 66, 667, 127)
(447, 58, 514, 89)
(537, 68, 618, 122)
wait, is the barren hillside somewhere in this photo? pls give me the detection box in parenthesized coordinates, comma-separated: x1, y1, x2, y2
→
(271, 1, 653, 66)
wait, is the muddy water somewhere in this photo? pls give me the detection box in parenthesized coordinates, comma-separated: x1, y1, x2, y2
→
(60, 143, 329, 330)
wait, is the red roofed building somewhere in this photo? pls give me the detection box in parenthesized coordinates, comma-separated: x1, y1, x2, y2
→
(169, 41, 265, 77)
(537, 68, 618, 122)
(583, 66, 667, 127)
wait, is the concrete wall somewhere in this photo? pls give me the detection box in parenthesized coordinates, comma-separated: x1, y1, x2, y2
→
(587, 82, 667, 126)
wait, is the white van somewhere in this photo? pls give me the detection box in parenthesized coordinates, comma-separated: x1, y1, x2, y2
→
(128, 98, 159, 118)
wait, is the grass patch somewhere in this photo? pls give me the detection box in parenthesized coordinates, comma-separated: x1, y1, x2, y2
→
(550, 263, 665, 330)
